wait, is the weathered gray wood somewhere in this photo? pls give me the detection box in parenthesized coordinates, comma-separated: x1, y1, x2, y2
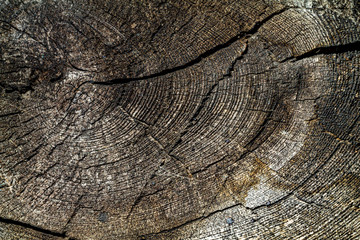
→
(1, 0, 359, 239)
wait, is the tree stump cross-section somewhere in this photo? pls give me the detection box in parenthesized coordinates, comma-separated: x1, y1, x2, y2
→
(0, 0, 360, 239)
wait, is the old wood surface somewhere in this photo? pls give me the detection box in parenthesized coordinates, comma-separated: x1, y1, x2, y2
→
(1, 0, 360, 239)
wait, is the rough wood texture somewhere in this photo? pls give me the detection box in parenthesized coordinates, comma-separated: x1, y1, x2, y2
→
(1, 0, 359, 239)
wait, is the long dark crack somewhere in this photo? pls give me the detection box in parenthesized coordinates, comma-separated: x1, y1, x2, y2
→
(92, 7, 287, 85)
(298, 40, 360, 60)
(0, 217, 66, 238)
(281, 40, 360, 62)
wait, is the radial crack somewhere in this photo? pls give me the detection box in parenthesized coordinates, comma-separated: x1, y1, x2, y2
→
(169, 43, 249, 156)
(139, 202, 246, 238)
(63, 195, 84, 233)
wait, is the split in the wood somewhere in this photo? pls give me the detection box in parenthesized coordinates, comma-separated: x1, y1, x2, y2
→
(90, 8, 287, 85)
(0, 217, 67, 238)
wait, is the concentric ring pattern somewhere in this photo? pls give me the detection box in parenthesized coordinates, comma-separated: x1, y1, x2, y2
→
(0, 0, 359, 239)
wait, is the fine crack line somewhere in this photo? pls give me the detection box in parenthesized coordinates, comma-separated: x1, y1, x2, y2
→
(92, 7, 287, 85)
(146, 144, 342, 236)
(0, 111, 22, 118)
(118, 105, 195, 219)
(62, 195, 84, 234)
(168, 43, 249, 157)
(294, 195, 329, 209)
(139, 202, 245, 238)
(248, 144, 342, 211)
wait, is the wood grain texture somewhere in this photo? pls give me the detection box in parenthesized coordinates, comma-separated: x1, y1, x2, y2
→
(1, 0, 359, 239)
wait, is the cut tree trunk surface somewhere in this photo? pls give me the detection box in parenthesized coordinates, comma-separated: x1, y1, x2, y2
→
(1, 0, 359, 239)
